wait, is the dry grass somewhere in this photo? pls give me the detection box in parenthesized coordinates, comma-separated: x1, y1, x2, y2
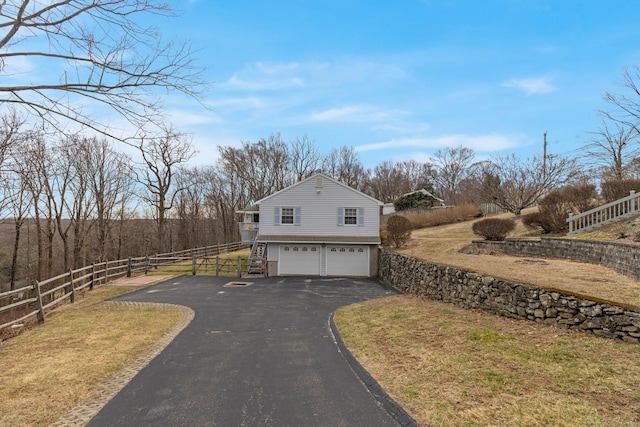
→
(337, 207, 640, 425)
(0, 285, 182, 427)
(395, 209, 640, 307)
(335, 295, 640, 427)
(383, 204, 482, 230)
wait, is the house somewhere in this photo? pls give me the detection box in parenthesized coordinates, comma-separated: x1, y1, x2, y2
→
(238, 174, 383, 277)
(401, 188, 448, 208)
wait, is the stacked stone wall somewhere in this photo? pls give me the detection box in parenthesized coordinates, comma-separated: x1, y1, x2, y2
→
(378, 249, 640, 343)
(466, 238, 640, 281)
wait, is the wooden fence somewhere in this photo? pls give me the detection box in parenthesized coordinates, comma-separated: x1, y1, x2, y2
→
(0, 242, 247, 333)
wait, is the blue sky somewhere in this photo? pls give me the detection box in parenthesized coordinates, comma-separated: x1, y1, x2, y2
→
(158, 1, 640, 168)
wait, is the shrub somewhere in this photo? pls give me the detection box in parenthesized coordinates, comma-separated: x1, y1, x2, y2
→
(393, 191, 437, 211)
(535, 184, 598, 234)
(601, 179, 640, 202)
(521, 211, 544, 231)
(401, 203, 482, 229)
(386, 215, 412, 248)
(471, 218, 516, 241)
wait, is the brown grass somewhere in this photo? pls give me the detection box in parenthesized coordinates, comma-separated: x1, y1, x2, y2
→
(394, 208, 640, 307)
(337, 207, 640, 425)
(383, 203, 482, 230)
(335, 295, 640, 427)
(0, 285, 182, 427)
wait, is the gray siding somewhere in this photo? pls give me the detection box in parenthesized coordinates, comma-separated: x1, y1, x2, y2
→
(259, 176, 380, 239)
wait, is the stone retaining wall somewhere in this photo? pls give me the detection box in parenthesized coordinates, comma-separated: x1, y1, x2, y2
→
(378, 249, 640, 343)
(464, 237, 640, 281)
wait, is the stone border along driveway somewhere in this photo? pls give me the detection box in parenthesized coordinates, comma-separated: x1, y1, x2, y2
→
(50, 301, 195, 427)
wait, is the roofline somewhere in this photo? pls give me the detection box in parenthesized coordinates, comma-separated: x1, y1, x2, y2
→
(257, 239, 381, 245)
(253, 173, 384, 206)
(401, 188, 444, 202)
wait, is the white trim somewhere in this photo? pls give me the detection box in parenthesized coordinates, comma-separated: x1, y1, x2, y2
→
(254, 173, 383, 206)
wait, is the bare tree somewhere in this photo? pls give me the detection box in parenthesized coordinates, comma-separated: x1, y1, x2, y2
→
(581, 118, 639, 181)
(429, 146, 475, 201)
(365, 161, 411, 203)
(399, 160, 434, 192)
(4, 151, 33, 290)
(174, 166, 213, 250)
(322, 146, 366, 190)
(18, 131, 56, 279)
(0, 1, 205, 139)
(478, 153, 578, 216)
(603, 66, 640, 136)
(290, 135, 321, 181)
(217, 134, 291, 204)
(80, 137, 134, 262)
(136, 127, 195, 253)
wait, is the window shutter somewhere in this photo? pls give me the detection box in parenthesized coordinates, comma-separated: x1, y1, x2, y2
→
(274, 207, 280, 226)
(337, 207, 344, 226)
(358, 207, 365, 227)
(294, 207, 301, 226)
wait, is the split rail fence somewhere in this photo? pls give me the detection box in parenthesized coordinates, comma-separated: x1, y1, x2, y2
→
(0, 242, 250, 333)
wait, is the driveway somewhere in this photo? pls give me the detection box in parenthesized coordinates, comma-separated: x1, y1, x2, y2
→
(86, 276, 417, 427)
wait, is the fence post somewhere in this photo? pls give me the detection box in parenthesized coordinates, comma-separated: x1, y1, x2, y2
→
(105, 260, 109, 284)
(69, 269, 75, 303)
(237, 256, 242, 278)
(90, 263, 96, 290)
(215, 256, 219, 277)
(192, 254, 197, 276)
(33, 280, 45, 324)
(127, 258, 132, 277)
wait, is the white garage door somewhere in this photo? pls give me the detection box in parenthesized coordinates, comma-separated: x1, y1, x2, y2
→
(279, 245, 321, 275)
(326, 245, 369, 276)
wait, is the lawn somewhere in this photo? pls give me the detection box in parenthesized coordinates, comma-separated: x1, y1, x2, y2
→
(335, 295, 640, 426)
(335, 208, 640, 425)
(0, 286, 185, 427)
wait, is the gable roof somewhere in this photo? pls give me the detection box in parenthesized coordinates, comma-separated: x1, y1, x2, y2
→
(254, 173, 383, 206)
(401, 188, 444, 202)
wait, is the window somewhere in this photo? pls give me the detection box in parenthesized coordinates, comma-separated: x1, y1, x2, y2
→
(281, 207, 294, 224)
(344, 208, 357, 225)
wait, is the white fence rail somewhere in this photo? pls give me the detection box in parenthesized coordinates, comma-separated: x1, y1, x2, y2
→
(567, 191, 640, 234)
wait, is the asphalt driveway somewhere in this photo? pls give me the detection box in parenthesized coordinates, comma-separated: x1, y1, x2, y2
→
(87, 276, 417, 427)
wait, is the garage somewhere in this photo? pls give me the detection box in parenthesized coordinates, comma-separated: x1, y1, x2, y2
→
(326, 245, 369, 277)
(278, 245, 321, 275)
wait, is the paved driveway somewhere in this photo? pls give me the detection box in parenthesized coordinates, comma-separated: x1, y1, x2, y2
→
(87, 276, 416, 427)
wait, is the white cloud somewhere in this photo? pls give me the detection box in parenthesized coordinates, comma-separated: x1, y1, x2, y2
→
(220, 58, 407, 94)
(310, 105, 398, 123)
(501, 76, 556, 95)
(220, 61, 308, 91)
(2, 56, 35, 78)
(206, 96, 266, 110)
(166, 108, 220, 126)
(356, 134, 521, 153)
